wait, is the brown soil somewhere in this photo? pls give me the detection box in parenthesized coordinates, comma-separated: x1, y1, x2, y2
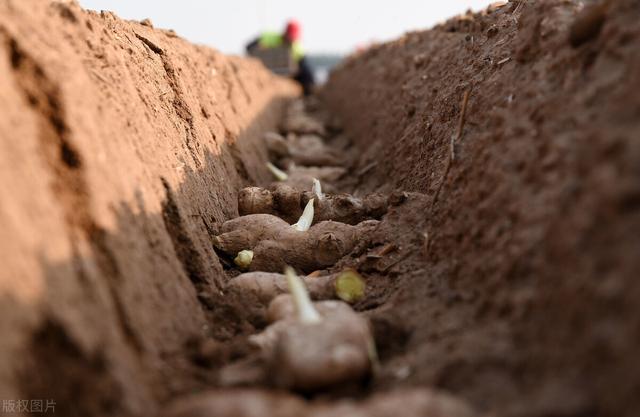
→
(1, 0, 639, 416)
(0, 0, 296, 415)
(323, 1, 640, 416)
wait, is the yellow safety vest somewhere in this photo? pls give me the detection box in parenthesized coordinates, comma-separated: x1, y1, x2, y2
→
(259, 32, 304, 62)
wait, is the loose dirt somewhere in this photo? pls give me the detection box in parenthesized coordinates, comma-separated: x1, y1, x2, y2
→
(1, 0, 639, 416)
(323, 1, 640, 416)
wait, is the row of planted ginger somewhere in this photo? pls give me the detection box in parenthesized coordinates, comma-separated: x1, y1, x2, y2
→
(164, 101, 475, 417)
(211, 100, 388, 392)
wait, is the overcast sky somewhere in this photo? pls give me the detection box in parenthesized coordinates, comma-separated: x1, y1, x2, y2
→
(79, 1, 493, 55)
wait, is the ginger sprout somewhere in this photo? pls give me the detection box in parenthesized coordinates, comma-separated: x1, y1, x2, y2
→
(266, 162, 288, 181)
(335, 269, 366, 303)
(312, 178, 324, 200)
(285, 266, 321, 324)
(292, 198, 314, 232)
(234, 250, 254, 270)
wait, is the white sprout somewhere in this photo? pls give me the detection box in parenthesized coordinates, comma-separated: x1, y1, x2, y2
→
(292, 198, 314, 232)
(234, 250, 254, 270)
(285, 266, 321, 324)
(266, 162, 288, 181)
(312, 178, 324, 200)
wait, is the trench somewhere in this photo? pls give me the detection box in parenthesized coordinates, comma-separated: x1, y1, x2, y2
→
(3, 1, 639, 416)
(159, 95, 476, 417)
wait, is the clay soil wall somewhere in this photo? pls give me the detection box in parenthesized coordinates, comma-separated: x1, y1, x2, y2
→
(0, 1, 297, 415)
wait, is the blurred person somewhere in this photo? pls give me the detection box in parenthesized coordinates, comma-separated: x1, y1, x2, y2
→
(246, 19, 315, 95)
